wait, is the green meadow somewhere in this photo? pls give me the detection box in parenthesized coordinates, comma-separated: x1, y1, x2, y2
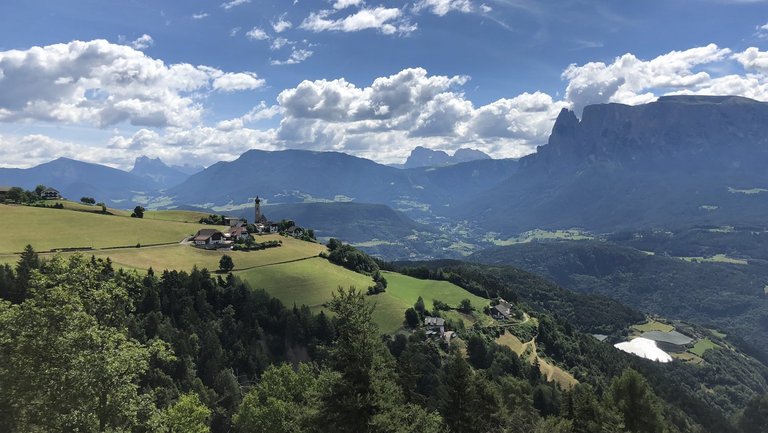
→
(0, 204, 492, 333)
(0, 204, 220, 253)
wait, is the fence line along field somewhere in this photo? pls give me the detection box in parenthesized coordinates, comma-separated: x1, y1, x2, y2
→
(81, 235, 325, 271)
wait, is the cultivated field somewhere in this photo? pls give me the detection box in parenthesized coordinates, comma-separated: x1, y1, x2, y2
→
(632, 319, 675, 333)
(689, 338, 719, 357)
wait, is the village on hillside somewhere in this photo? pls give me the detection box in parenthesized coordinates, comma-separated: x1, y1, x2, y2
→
(189, 196, 314, 250)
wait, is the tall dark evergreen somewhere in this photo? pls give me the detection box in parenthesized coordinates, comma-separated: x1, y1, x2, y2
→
(13, 244, 39, 303)
(439, 351, 475, 433)
(609, 369, 665, 433)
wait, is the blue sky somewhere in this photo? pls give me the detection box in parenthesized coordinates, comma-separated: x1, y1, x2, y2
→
(1, 0, 767, 169)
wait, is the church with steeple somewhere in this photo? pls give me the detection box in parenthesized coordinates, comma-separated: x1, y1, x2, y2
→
(254, 196, 269, 224)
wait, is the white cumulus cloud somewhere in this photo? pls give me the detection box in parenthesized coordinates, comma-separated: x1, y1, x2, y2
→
(0, 39, 265, 128)
(270, 48, 314, 65)
(271, 68, 553, 160)
(272, 16, 293, 33)
(6, 42, 768, 168)
(414, 0, 474, 16)
(300, 7, 415, 35)
(333, 0, 363, 9)
(270, 37, 293, 51)
(246, 27, 270, 40)
(562, 43, 732, 114)
(130, 34, 154, 50)
(733, 46, 768, 73)
(212, 72, 266, 92)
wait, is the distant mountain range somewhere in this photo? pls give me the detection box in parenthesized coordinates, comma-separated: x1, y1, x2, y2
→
(3, 96, 767, 244)
(0, 157, 156, 206)
(453, 95, 768, 234)
(165, 149, 519, 219)
(129, 156, 200, 189)
(222, 201, 433, 243)
(401, 146, 491, 169)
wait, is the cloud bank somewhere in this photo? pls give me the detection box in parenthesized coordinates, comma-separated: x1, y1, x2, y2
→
(3, 40, 768, 169)
(0, 39, 264, 129)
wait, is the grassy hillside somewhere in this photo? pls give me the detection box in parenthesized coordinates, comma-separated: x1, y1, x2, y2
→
(0, 204, 489, 333)
(79, 236, 323, 272)
(0, 204, 223, 253)
(49, 200, 210, 223)
(236, 264, 492, 333)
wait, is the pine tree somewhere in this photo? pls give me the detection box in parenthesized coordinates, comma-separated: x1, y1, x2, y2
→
(439, 351, 475, 433)
(609, 369, 664, 433)
(14, 244, 39, 302)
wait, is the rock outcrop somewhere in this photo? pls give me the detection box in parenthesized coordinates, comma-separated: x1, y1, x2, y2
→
(457, 96, 768, 233)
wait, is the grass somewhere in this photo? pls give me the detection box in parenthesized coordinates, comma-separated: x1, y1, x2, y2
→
(677, 254, 749, 265)
(689, 338, 719, 357)
(490, 229, 593, 246)
(49, 199, 129, 215)
(632, 319, 674, 333)
(710, 329, 727, 339)
(237, 258, 409, 333)
(539, 357, 577, 390)
(0, 203, 491, 334)
(0, 204, 224, 254)
(51, 200, 211, 223)
(495, 330, 576, 389)
(671, 352, 704, 365)
(78, 235, 323, 272)
(353, 240, 399, 247)
(496, 331, 527, 355)
(237, 257, 374, 310)
(383, 272, 490, 312)
(143, 209, 212, 223)
(235, 268, 493, 334)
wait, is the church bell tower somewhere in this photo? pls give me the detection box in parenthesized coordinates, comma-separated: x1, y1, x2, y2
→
(254, 196, 262, 223)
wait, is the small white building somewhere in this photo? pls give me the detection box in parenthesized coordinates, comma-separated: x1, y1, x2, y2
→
(193, 229, 224, 246)
(41, 187, 61, 200)
(225, 226, 251, 241)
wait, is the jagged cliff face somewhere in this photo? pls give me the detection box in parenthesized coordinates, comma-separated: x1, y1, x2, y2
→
(130, 156, 191, 189)
(532, 96, 768, 172)
(458, 96, 768, 234)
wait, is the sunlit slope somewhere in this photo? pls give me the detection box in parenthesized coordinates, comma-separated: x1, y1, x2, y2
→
(0, 204, 222, 253)
(0, 203, 490, 333)
(236, 265, 491, 333)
